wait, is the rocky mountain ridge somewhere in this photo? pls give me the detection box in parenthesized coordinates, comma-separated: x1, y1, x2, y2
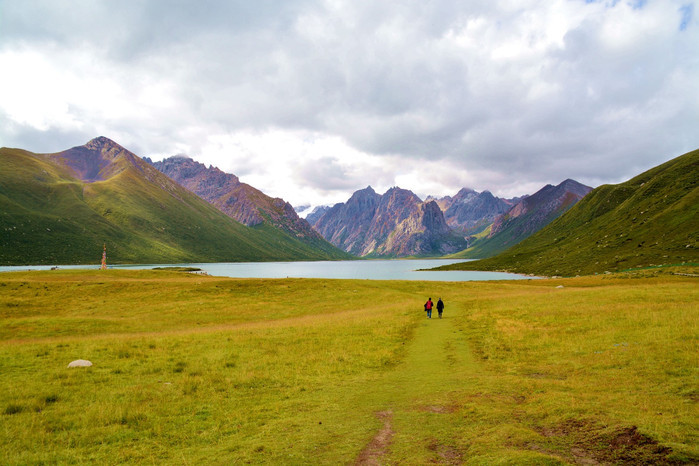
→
(148, 156, 325, 245)
(490, 179, 591, 237)
(429, 188, 522, 235)
(311, 179, 592, 259)
(454, 178, 593, 259)
(310, 186, 468, 257)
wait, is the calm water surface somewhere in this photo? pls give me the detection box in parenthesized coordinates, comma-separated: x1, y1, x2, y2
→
(0, 259, 535, 281)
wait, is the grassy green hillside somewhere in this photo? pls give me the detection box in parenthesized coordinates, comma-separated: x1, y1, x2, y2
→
(0, 270, 696, 463)
(0, 147, 350, 265)
(438, 149, 698, 276)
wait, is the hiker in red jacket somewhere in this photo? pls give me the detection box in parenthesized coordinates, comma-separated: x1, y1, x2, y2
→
(424, 297, 433, 318)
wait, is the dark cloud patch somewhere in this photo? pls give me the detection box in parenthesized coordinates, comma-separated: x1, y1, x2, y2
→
(0, 114, 89, 153)
(0, 1, 311, 62)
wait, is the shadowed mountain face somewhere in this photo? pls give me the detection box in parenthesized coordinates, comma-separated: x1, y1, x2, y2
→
(149, 156, 331, 246)
(489, 179, 592, 238)
(490, 179, 592, 238)
(310, 186, 468, 257)
(304, 205, 330, 225)
(436, 188, 519, 234)
(455, 178, 593, 259)
(0, 137, 349, 265)
(427, 188, 523, 236)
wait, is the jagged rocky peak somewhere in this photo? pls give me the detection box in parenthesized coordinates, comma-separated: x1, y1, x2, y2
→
(159, 153, 197, 166)
(421, 200, 450, 231)
(558, 178, 593, 197)
(350, 186, 379, 201)
(489, 178, 592, 237)
(304, 205, 331, 224)
(425, 194, 453, 212)
(440, 187, 512, 233)
(84, 136, 123, 152)
(380, 187, 422, 218)
(345, 186, 381, 211)
(384, 186, 420, 199)
(453, 187, 477, 200)
(311, 185, 467, 257)
(48, 136, 142, 182)
(148, 155, 324, 242)
(152, 155, 240, 189)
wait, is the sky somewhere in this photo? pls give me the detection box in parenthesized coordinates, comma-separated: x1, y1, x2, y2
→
(1, 0, 697, 210)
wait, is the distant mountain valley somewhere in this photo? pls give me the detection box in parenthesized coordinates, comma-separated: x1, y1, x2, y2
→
(2, 136, 695, 274)
(307, 181, 592, 258)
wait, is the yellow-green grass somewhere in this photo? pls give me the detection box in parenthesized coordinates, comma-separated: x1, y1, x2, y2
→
(1, 269, 696, 464)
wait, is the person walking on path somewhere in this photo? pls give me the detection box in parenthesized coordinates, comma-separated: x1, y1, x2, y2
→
(437, 298, 444, 318)
(425, 297, 433, 318)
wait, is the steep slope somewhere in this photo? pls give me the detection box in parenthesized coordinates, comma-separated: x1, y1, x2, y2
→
(0, 137, 348, 265)
(439, 149, 698, 276)
(311, 186, 467, 257)
(381, 200, 468, 256)
(149, 156, 347, 259)
(312, 186, 382, 255)
(452, 179, 592, 259)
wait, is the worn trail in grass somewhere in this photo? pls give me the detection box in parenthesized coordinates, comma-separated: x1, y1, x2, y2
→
(357, 314, 477, 464)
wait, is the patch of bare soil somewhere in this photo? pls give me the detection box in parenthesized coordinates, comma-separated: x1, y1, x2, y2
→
(420, 404, 459, 414)
(355, 411, 393, 465)
(427, 439, 464, 465)
(530, 419, 685, 465)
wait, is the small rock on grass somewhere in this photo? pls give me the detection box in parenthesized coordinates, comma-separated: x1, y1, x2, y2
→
(67, 359, 92, 368)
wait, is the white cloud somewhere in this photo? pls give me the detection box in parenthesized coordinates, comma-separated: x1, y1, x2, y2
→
(187, 129, 397, 206)
(0, 0, 697, 206)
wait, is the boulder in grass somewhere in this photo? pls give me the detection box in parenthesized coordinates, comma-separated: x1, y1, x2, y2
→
(67, 359, 92, 368)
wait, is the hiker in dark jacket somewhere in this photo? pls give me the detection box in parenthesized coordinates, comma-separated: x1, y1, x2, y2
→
(437, 298, 444, 318)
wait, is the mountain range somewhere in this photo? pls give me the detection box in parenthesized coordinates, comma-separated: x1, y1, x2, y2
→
(310, 180, 591, 259)
(438, 149, 698, 276)
(2, 136, 695, 274)
(310, 186, 468, 257)
(0, 136, 594, 263)
(427, 188, 521, 235)
(450, 179, 592, 259)
(0, 137, 349, 265)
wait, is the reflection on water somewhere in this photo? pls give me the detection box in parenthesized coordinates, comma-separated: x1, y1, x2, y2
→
(0, 259, 536, 282)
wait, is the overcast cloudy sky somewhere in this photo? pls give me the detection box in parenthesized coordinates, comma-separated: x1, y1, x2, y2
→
(1, 0, 697, 208)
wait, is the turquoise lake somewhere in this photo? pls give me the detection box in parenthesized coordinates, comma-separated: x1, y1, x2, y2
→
(0, 259, 536, 282)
